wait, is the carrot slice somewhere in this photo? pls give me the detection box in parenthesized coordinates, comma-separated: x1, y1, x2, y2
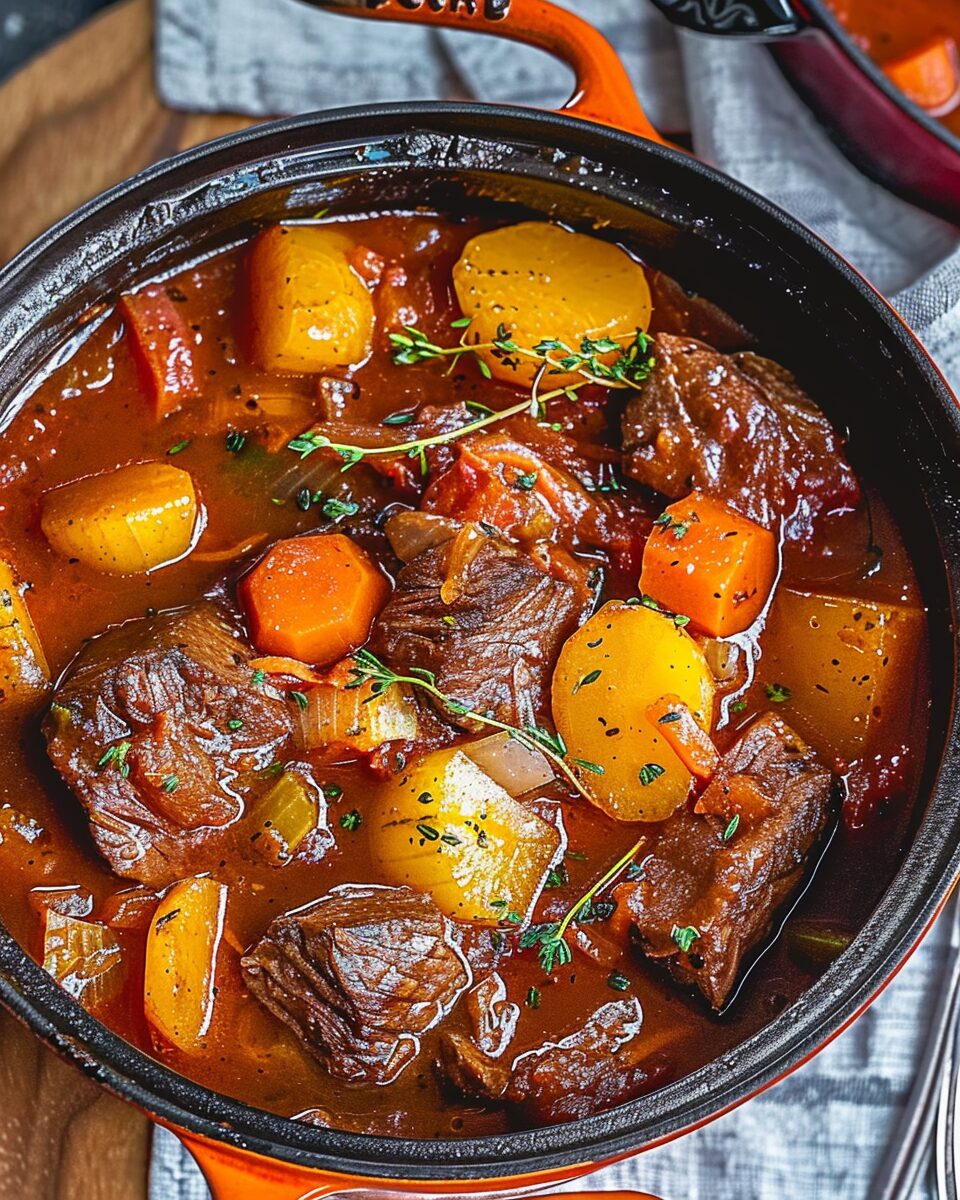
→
(645, 693, 720, 782)
(241, 534, 389, 666)
(639, 491, 777, 637)
(118, 285, 201, 419)
(885, 36, 960, 116)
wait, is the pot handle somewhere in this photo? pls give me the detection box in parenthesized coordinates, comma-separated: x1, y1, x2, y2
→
(295, 0, 667, 144)
(645, 0, 805, 38)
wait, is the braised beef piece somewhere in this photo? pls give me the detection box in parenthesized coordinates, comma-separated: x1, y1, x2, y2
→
(614, 715, 833, 1009)
(371, 525, 592, 729)
(43, 600, 294, 887)
(242, 884, 471, 1085)
(443, 996, 664, 1125)
(621, 334, 860, 541)
(647, 270, 755, 351)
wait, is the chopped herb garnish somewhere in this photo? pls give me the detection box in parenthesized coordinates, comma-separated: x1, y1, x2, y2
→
(764, 682, 792, 704)
(607, 970, 631, 992)
(514, 471, 538, 491)
(572, 757, 605, 775)
(382, 410, 416, 426)
(441, 615, 457, 627)
(321, 497, 360, 520)
(166, 439, 190, 456)
(723, 814, 740, 841)
(225, 432, 246, 453)
(658, 711, 682, 724)
(251, 668, 266, 687)
(526, 986, 541, 1008)
(653, 512, 689, 540)
(161, 774, 179, 794)
(323, 783, 343, 800)
(545, 863, 568, 889)
(289, 690, 309, 710)
(227, 718, 244, 731)
(296, 487, 312, 512)
(730, 698, 748, 713)
(573, 669, 602, 693)
(638, 762, 665, 787)
(339, 810, 362, 831)
(671, 924, 700, 953)
(416, 823, 440, 841)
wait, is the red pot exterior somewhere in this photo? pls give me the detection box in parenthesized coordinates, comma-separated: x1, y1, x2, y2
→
(773, 27, 960, 222)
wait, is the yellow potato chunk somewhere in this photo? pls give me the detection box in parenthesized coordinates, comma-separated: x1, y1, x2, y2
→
(248, 225, 375, 371)
(370, 748, 561, 924)
(754, 587, 925, 761)
(144, 875, 226, 1051)
(40, 462, 198, 575)
(452, 222, 652, 387)
(0, 558, 49, 713)
(552, 601, 715, 822)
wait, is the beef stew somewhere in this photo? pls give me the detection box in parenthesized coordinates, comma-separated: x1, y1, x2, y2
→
(0, 212, 929, 1137)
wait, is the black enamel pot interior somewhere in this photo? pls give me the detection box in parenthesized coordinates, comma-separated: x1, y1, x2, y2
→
(0, 104, 958, 1183)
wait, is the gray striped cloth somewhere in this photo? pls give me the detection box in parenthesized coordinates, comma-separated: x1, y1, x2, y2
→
(151, 3, 960, 1195)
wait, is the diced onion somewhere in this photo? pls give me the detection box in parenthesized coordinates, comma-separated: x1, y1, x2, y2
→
(248, 769, 319, 865)
(703, 637, 741, 683)
(464, 732, 554, 797)
(384, 511, 460, 563)
(298, 678, 418, 753)
(42, 911, 121, 1010)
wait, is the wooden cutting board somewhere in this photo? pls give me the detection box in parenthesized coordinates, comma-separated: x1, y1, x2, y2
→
(0, 2, 259, 1195)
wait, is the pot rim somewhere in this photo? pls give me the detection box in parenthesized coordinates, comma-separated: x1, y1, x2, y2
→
(0, 99, 958, 1182)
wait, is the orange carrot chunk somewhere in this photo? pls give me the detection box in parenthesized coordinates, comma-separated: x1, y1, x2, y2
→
(885, 37, 960, 116)
(241, 534, 389, 666)
(118, 285, 201, 419)
(645, 693, 720, 782)
(639, 491, 777, 637)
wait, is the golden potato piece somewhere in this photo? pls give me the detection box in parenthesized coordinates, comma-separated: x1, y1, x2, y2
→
(0, 558, 49, 713)
(370, 747, 561, 924)
(144, 875, 227, 1051)
(754, 587, 925, 761)
(248, 225, 375, 371)
(41, 462, 198, 574)
(452, 222, 652, 388)
(552, 601, 715, 822)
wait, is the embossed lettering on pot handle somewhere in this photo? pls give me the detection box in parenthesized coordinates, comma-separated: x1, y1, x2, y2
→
(297, 0, 668, 144)
(646, 0, 805, 37)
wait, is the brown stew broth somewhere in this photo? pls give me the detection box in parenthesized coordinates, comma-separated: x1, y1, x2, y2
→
(0, 214, 929, 1136)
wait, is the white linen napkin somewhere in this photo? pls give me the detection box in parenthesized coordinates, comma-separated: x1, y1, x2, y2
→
(150, 4, 959, 1195)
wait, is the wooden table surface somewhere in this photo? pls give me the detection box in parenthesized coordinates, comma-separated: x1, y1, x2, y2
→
(0, 2, 257, 1195)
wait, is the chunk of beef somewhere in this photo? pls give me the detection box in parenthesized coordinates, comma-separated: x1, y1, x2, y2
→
(44, 600, 294, 887)
(443, 996, 663, 1125)
(372, 525, 592, 729)
(242, 884, 471, 1085)
(614, 715, 833, 1009)
(621, 334, 860, 541)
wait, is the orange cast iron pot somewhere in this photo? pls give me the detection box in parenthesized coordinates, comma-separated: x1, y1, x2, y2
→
(0, 2, 959, 1198)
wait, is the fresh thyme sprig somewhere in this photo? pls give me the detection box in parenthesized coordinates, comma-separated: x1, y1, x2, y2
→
(347, 648, 592, 802)
(389, 322, 655, 393)
(520, 838, 646, 974)
(287, 322, 655, 474)
(288, 388, 544, 474)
